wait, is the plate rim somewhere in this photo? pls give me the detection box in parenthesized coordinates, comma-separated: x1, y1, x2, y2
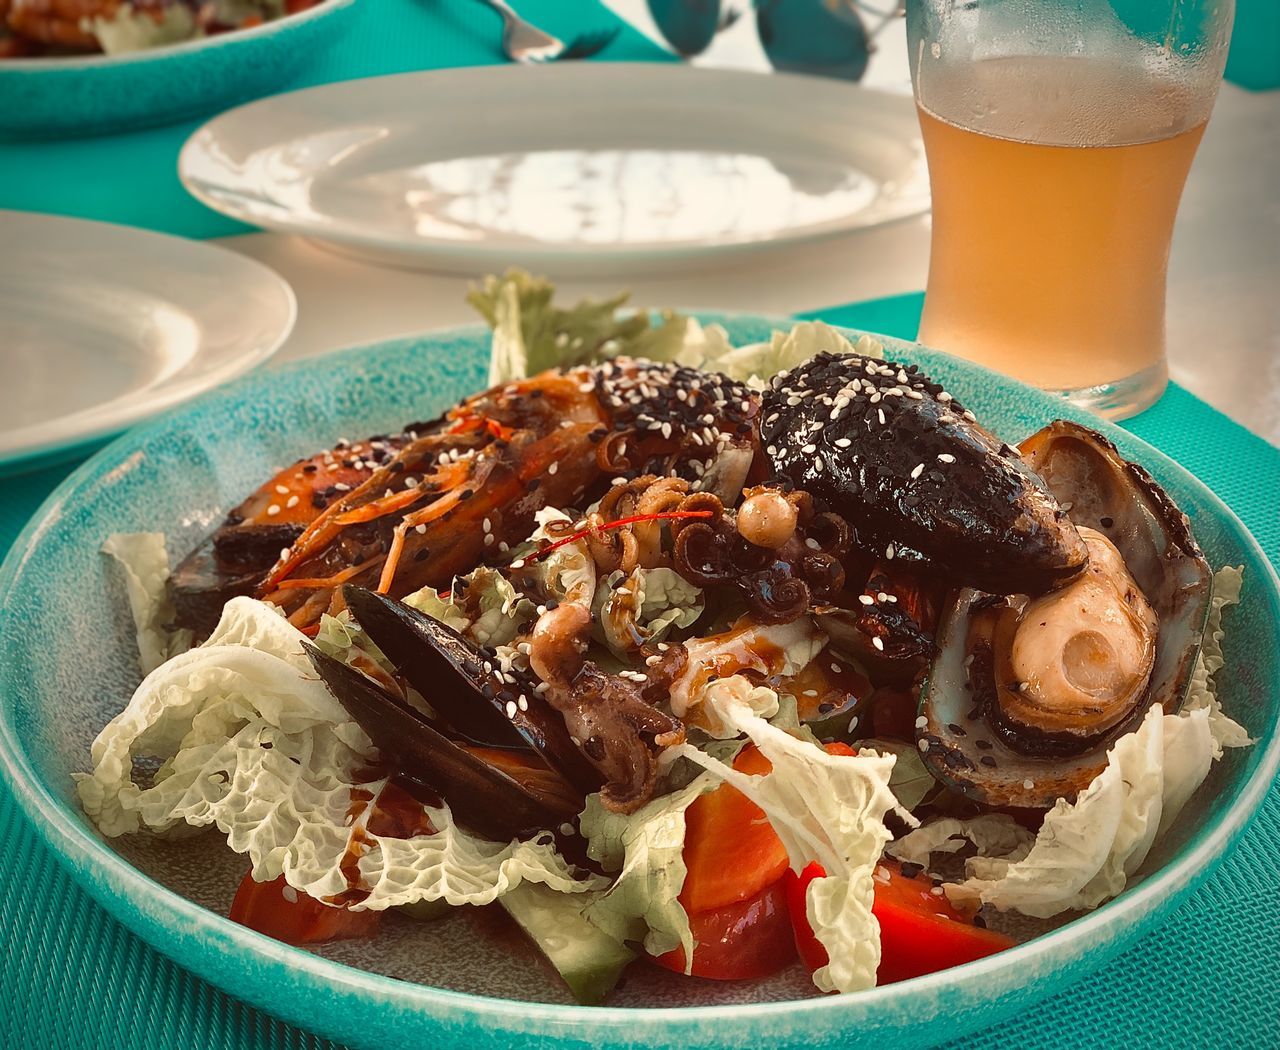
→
(0, 319, 1276, 1039)
(0, 210, 297, 468)
(177, 63, 931, 267)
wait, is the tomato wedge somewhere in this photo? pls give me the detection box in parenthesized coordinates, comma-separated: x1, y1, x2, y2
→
(229, 873, 381, 946)
(679, 744, 790, 914)
(785, 858, 1015, 985)
(651, 879, 797, 980)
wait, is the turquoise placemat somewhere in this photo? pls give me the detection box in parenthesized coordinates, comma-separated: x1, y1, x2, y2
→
(0, 0, 672, 239)
(1, 294, 1278, 1048)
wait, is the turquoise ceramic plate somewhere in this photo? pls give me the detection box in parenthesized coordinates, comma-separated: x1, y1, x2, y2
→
(0, 0, 357, 141)
(0, 318, 1276, 1050)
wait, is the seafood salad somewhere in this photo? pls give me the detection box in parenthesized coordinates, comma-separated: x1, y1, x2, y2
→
(0, 0, 324, 58)
(77, 273, 1251, 1003)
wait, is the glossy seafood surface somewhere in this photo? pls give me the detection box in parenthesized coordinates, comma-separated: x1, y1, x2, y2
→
(760, 352, 1088, 596)
(171, 359, 756, 634)
(918, 420, 1213, 809)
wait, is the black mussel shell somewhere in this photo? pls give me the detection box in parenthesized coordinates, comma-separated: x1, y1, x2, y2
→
(759, 352, 1088, 596)
(343, 586, 600, 795)
(305, 642, 578, 841)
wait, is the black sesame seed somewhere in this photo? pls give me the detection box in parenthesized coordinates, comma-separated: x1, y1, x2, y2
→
(1100, 516, 1114, 527)
(947, 723, 966, 736)
(302, 463, 318, 474)
(898, 862, 925, 880)
(973, 914, 988, 929)
(975, 739, 993, 750)
(980, 755, 997, 767)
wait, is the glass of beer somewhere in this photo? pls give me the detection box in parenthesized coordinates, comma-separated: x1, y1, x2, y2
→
(908, 0, 1234, 419)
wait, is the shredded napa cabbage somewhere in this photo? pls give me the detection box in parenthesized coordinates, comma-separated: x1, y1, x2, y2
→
(591, 566, 704, 658)
(889, 566, 1250, 918)
(101, 533, 193, 675)
(579, 773, 718, 969)
(672, 683, 909, 994)
(75, 597, 597, 910)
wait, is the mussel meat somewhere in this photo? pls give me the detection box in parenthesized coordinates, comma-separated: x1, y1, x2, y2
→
(917, 421, 1212, 808)
(306, 586, 603, 840)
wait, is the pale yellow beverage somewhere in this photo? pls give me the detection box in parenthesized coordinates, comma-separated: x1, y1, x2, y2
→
(916, 55, 1207, 396)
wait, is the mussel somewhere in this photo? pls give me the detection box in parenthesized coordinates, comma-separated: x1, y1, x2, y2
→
(760, 352, 1089, 597)
(917, 421, 1212, 808)
(306, 586, 601, 841)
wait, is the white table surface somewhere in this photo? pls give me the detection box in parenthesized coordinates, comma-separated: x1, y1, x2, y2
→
(217, 17, 1280, 445)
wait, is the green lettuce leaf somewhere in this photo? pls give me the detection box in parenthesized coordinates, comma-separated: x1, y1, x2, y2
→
(579, 773, 718, 966)
(101, 533, 193, 675)
(471, 270, 691, 384)
(861, 738, 943, 812)
(75, 596, 598, 910)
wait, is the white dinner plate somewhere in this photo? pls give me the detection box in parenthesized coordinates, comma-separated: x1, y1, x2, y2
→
(0, 211, 296, 474)
(179, 64, 930, 277)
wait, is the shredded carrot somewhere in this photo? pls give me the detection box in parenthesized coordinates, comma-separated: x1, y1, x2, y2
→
(330, 485, 429, 527)
(377, 527, 409, 595)
(269, 555, 383, 592)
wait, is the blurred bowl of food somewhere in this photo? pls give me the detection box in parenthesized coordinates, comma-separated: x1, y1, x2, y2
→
(0, 0, 357, 139)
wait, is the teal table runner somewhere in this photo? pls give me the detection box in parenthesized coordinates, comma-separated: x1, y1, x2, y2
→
(2, 292, 1278, 1049)
(2, 0, 1278, 1041)
(0, 0, 672, 239)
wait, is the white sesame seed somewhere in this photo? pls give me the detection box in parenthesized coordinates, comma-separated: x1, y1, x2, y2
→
(885, 544, 896, 560)
(858, 594, 875, 606)
(275, 485, 289, 496)
(915, 716, 928, 728)
(938, 454, 956, 464)
(872, 636, 885, 651)
(415, 523, 427, 535)
(266, 504, 280, 516)
(930, 886, 945, 896)
(918, 738, 930, 752)
(548, 462, 558, 475)
(657, 642, 669, 652)
(279, 547, 290, 561)
(878, 409, 886, 425)
(334, 482, 350, 492)
(805, 537, 821, 550)
(517, 695, 529, 712)
(1023, 778, 1035, 790)
(285, 495, 299, 509)
(938, 392, 953, 402)
(510, 558, 526, 569)
(482, 517, 492, 532)
(506, 701, 518, 718)
(848, 715, 859, 733)
(911, 463, 925, 480)
(835, 438, 852, 448)
(645, 655, 662, 666)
